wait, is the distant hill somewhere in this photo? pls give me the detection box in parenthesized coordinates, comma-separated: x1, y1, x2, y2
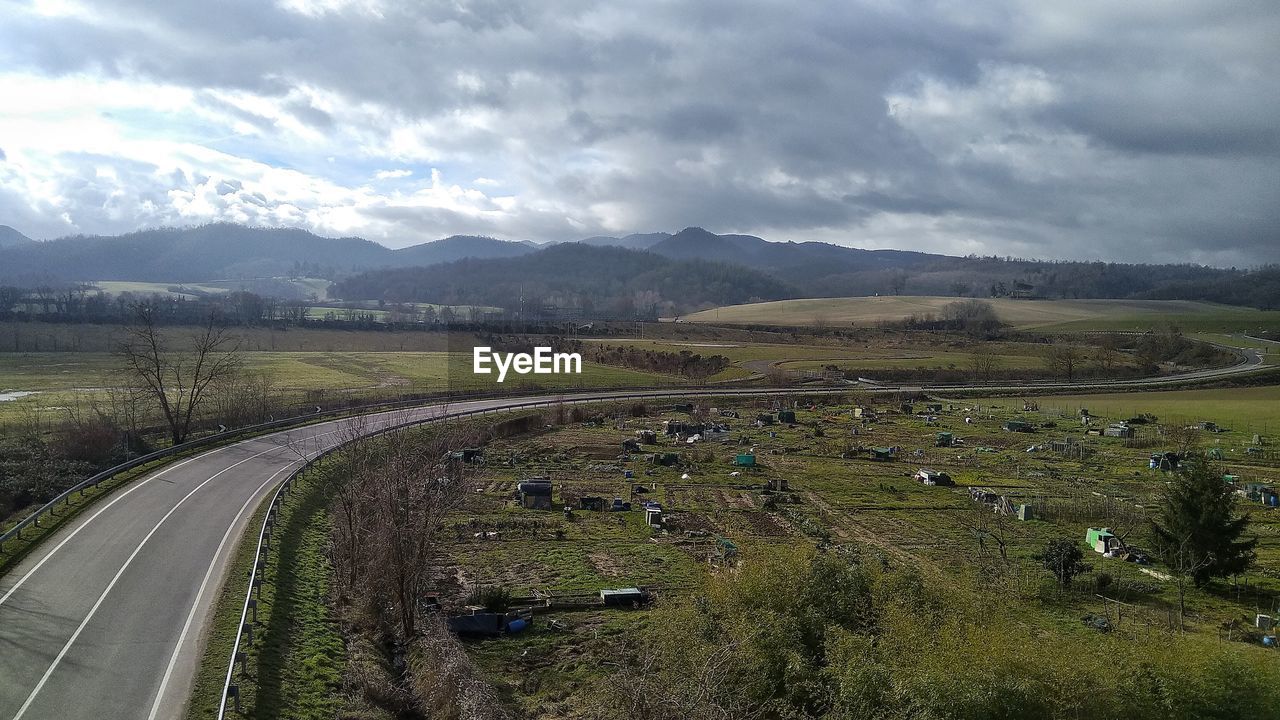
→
(391, 234, 533, 266)
(331, 244, 797, 316)
(0, 225, 32, 248)
(649, 227, 937, 281)
(574, 232, 671, 250)
(0, 223, 532, 283)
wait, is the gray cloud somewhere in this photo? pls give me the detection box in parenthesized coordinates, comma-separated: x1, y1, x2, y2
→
(0, 0, 1276, 265)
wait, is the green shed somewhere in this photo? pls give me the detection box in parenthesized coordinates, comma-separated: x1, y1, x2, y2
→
(1085, 527, 1116, 553)
(734, 453, 756, 467)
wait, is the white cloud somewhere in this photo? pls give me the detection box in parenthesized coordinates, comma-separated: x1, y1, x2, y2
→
(0, 0, 1275, 263)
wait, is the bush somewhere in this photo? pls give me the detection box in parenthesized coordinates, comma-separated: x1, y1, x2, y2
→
(464, 586, 512, 613)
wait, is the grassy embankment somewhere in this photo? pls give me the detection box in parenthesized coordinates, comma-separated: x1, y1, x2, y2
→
(184, 462, 345, 720)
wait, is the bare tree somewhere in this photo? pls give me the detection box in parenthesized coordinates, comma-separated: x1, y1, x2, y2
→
(1044, 345, 1081, 380)
(116, 303, 243, 445)
(1163, 423, 1202, 456)
(1092, 335, 1122, 373)
(969, 345, 999, 380)
(342, 418, 472, 639)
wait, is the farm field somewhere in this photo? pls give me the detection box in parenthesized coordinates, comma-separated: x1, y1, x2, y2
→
(584, 337, 1107, 382)
(1012, 385, 1280, 435)
(684, 295, 1280, 332)
(0, 351, 677, 425)
(420, 393, 1280, 716)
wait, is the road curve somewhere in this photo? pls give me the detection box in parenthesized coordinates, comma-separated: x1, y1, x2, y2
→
(0, 350, 1271, 720)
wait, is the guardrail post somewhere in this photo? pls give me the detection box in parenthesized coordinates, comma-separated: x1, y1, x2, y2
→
(248, 598, 258, 623)
(227, 684, 240, 713)
(241, 621, 254, 647)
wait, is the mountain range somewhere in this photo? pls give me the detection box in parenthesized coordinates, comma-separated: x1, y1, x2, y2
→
(0, 222, 1272, 311)
(0, 223, 532, 284)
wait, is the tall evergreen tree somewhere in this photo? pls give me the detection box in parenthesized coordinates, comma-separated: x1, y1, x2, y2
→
(1149, 457, 1256, 589)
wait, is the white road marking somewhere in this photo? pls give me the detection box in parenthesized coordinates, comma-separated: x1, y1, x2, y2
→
(0, 453, 209, 607)
(145, 459, 304, 720)
(9, 444, 295, 720)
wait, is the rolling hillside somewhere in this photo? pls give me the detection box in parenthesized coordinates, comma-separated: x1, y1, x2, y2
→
(683, 296, 1280, 332)
(332, 244, 796, 316)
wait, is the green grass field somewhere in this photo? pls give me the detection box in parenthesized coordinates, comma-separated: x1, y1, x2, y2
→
(684, 296, 1280, 332)
(0, 351, 678, 425)
(1015, 385, 1280, 434)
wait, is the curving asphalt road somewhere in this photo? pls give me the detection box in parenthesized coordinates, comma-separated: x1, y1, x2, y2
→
(0, 344, 1269, 720)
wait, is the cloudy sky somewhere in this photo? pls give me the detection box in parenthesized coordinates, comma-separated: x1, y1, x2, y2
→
(1, 0, 1277, 265)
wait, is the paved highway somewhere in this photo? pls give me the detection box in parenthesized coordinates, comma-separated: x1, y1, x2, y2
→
(0, 346, 1269, 720)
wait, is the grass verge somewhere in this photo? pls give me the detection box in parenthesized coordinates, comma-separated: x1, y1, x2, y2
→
(184, 462, 344, 720)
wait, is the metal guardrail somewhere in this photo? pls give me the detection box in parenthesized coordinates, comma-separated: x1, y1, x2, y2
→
(0, 395, 412, 552)
(4, 341, 1267, 555)
(0, 383, 699, 553)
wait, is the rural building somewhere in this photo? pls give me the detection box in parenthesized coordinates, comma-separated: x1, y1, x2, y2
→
(446, 612, 506, 637)
(925, 403, 943, 413)
(665, 420, 705, 436)
(516, 478, 554, 510)
(935, 432, 954, 447)
(1103, 423, 1135, 439)
(643, 503, 664, 527)
(622, 439, 641, 453)
(778, 409, 797, 423)
(600, 588, 648, 606)
(915, 468, 954, 486)
(1004, 420, 1035, 433)
(756, 413, 776, 425)
(734, 453, 756, 467)
(579, 496, 606, 511)
(1086, 527, 1120, 554)
(636, 430, 657, 444)
(870, 447, 897, 462)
